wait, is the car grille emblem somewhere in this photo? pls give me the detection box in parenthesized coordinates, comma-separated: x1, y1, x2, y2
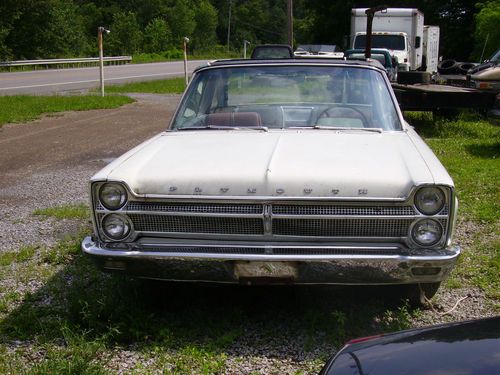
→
(263, 204, 272, 234)
(358, 189, 368, 195)
(194, 187, 203, 193)
(220, 187, 229, 193)
(331, 189, 339, 195)
(169, 186, 177, 192)
(276, 188, 285, 195)
(247, 188, 257, 194)
(304, 188, 312, 194)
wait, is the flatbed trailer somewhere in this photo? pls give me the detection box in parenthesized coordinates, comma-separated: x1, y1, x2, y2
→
(392, 83, 497, 112)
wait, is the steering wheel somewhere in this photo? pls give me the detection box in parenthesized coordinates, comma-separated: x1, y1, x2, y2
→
(317, 105, 369, 128)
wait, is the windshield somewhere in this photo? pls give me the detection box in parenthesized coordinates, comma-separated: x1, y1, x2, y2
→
(347, 53, 388, 67)
(489, 49, 500, 63)
(172, 65, 401, 131)
(354, 35, 406, 51)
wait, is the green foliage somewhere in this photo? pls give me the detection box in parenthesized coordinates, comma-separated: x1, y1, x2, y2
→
(6, 0, 89, 59)
(0, 95, 133, 127)
(168, 0, 196, 43)
(144, 18, 172, 53)
(0, 0, 493, 61)
(107, 11, 143, 55)
(193, 1, 218, 51)
(474, 1, 500, 60)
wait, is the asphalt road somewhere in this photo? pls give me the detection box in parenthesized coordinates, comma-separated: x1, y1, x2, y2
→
(0, 60, 209, 95)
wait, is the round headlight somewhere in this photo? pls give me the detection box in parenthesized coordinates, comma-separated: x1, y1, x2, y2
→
(99, 183, 127, 210)
(415, 187, 445, 215)
(412, 219, 443, 246)
(102, 214, 131, 240)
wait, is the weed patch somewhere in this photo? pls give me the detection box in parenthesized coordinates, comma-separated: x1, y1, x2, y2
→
(34, 203, 89, 220)
(105, 78, 186, 94)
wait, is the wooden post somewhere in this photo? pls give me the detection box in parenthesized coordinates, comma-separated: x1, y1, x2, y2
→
(183, 37, 189, 86)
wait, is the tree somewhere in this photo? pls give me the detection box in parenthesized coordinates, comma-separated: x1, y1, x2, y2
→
(5, 0, 87, 59)
(167, 0, 196, 44)
(474, 1, 500, 60)
(106, 11, 143, 55)
(193, 1, 218, 50)
(144, 18, 172, 53)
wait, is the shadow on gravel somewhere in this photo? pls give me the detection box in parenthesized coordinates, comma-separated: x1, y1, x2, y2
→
(0, 250, 417, 369)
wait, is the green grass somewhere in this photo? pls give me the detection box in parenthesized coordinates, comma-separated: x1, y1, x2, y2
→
(407, 111, 500, 299)
(0, 95, 134, 127)
(105, 77, 186, 94)
(0, 245, 37, 267)
(34, 203, 89, 220)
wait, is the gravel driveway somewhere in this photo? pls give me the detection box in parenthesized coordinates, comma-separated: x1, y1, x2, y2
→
(0, 95, 496, 374)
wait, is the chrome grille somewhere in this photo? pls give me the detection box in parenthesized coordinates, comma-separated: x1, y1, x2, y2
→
(273, 218, 413, 237)
(126, 202, 262, 214)
(94, 199, 450, 242)
(272, 205, 416, 216)
(129, 214, 263, 235)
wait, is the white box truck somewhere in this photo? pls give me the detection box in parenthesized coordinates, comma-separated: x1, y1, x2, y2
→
(351, 8, 426, 72)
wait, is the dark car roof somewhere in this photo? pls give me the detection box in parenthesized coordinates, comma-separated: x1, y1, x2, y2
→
(321, 316, 500, 375)
(194, 58, 385, 73)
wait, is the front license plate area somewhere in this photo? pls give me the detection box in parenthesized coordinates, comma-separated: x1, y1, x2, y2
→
(234, 261, 298, 283)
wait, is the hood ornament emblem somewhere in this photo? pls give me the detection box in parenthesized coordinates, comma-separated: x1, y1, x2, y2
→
(194, 187, 203, 193)
(169, 186, 177, 192)
(276, 188, 285, 195)
(331, 189, 339, 195)
(247, 188, 257, 194)
(304, 188, 312, 194)
(358, 189, 368, 195)
(220, 187, 229, 193)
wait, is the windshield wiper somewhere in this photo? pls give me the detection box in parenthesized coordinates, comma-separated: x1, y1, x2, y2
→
(288, 126, 383, 133)
(177, 125, 268, 132)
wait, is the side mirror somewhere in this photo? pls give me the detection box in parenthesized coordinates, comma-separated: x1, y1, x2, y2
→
(415, 36, 421, 49)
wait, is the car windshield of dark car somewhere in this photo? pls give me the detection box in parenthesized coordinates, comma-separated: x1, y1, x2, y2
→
(354, 35, 406, 51)
(172, 65, 401, 131)
(347, 53, 388, 67)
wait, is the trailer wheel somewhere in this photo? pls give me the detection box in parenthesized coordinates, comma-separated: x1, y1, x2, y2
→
(457, 62, 477, 75)
(397, 71, 431, 85)
(438, 59, 458, 74)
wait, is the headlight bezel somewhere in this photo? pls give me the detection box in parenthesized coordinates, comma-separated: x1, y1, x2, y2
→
(100, 213, 133, 241)
(410, 218, 444, 247)
(98, 182, 128, 210)
(414, 186, 446, 216)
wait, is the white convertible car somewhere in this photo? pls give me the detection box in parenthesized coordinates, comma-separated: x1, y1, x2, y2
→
(82, 58, 460, 303)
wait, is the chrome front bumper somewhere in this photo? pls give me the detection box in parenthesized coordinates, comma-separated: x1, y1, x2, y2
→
(81, 236, 460, 285)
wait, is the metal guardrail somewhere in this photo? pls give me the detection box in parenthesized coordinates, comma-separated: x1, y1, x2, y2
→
(0, 56, 132, 68)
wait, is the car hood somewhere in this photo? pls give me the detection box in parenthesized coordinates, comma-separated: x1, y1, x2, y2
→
(471, 65, 500, 81)
(100, 130, 437, 199)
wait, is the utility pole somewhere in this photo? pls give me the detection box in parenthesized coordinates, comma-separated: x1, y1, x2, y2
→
(287, 0, 293, 48)
(227, 0, 232, 52)
(364, 6, 387, 59)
